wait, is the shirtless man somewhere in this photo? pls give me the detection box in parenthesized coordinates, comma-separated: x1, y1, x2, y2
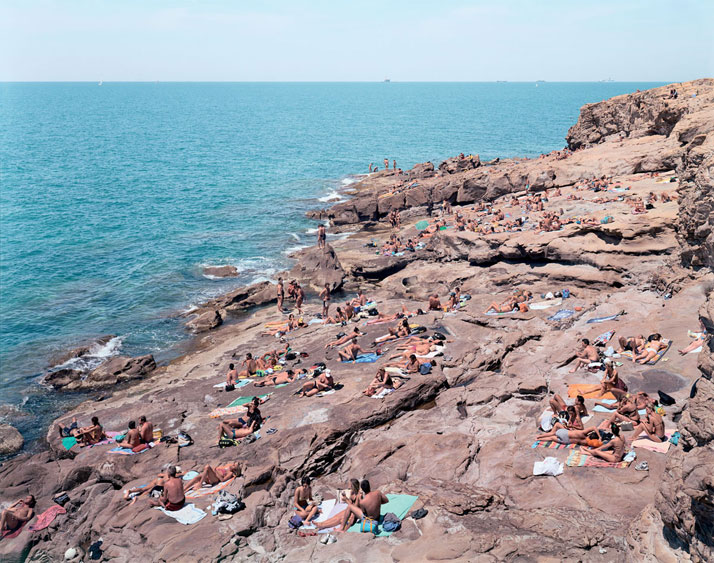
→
(238, 353, 258, 379)
(568, 338, 599, 373)
(58, 416, 105, 446)
(428, 294, 442, 311)
(183, 462, 242, 493)
(226, 363, 239, 385)
(364, 368, 401, 396)
(404, 354, 422, 374)
(117, 420, 142, 449)
(317, 225, 326, 250)
(351, 290, 367, 308)
(617, 334, 645, 354)
(337, 480, 388, 533)
(299, 371, 334, 397)
(581, 423, 626, 463)
(393, 159, 397, 171)
(325, 327, 362, 349)
(630, 403, 666, 442)
(296, 284, 305, 314)
(319, 283, 331, 318)
(149, 466, 185, 511)
(139, 416, 154, 444)
(338, 338, 367, 362)
(0, 495, 35, 534)
(254, 369, 297, 387)
(277, 277, 285, 312)
(384, 158, 389, 171)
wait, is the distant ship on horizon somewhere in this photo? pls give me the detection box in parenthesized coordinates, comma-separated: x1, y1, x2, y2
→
(383, 78, 391, 83)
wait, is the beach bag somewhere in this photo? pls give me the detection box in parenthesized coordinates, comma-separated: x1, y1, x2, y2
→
(288, 514, 304, 529)
(368, 308, 379, 316)
(419, 362, 432, 375)
(225, 384, 235, 392)
(562, 288, 570, 299)
(53, 492, 70, 507)
(178, 431, 194, 448)
(432, 332, 447, 341)
(285, 352, 297, 361)
(360, 517, 378, 534)
(382, 512, 401, 532)
(219, 437, 237, 448)
(658, 391, 676, 406)
(215, 491, 243, 514)
(410, 326, 426, 334)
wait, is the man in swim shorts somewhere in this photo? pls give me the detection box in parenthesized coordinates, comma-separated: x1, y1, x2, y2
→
(319, 283, 330, 318)
(337, 480, 388, 533)
(317, 225, 326, 250)
(277, 277, 285, 312)
(149, 466, 185, 511)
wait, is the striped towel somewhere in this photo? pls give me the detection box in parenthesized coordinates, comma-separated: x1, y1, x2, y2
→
(566, 450, 632, 468)
(531, 440, 577, 450)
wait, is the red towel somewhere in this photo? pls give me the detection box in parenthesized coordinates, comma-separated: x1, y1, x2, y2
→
(1, 520, 27, 539)
(28, 505, 66, 532)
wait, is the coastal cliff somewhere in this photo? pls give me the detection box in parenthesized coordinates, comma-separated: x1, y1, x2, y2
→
(1, 80, 713, 563)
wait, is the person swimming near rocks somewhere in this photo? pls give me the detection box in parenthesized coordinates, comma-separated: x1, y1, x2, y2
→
(182, 462, 242, 494)
(148, 466, 185, 511)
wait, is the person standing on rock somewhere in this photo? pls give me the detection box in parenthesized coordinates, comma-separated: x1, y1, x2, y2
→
(384, 158, 389, 170)
(319, 283, 331, 318)
(277, 277, 285, 312)
(296, 284, 305, 314)
(149, 466, 185, 511)
(317, 225, 326, 250)
(393, 159, 397, 171)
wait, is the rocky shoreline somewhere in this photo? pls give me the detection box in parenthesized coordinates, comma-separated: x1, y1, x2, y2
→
(1, 79, 712, 562)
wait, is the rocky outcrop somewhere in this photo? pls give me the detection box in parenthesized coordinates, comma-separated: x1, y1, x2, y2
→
(0, 424, 23, 455)
(203, 265, 239, 278)
(199, 280, 275, 313)
(406, 161, 435, 180)
(185, 309, 223, 333)
(288, 244, 345, 291)
(438, 153, 480, 174)
(48, 335, 116, 367)
(45, 354, 156, 391)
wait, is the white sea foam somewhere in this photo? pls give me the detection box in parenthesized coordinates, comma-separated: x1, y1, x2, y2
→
(290, 232, 301, 241)
(53, 335, 124, 373)
(318, 190, 344, 203)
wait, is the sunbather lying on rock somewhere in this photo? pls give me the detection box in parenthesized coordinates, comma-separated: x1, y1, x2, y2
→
(568, 338, 600, 373)
(124, 467, 184, 502)
(678, 321, 707, 355)
(630, 403, 666, 442)
(365, 311, 403, 325)
(536, 426, 601, 446)
(617, 334, 646, 354)
(324, 307, 347, 325)
(336, 480, 388, 533)
(581, 423, 626, 462)
(57, 416, 105, 446)
(633, 333, 667, 364)
(316, 479, 362, 530)
(148, 466, 186, 511)
(483, 296, 517, 314)
(294, 476, 320, 522)
(254, 369, 297, 387)
(116, 420, 142, 449)
(364, 368, 402, 396)
(374, 319, 410, 344)
(183, 462, 242, 493)
(299, 371, 334, 397)
(338, 338, 367, 362)
(325, 328, 362, 349)
(0, 495, 35, 534)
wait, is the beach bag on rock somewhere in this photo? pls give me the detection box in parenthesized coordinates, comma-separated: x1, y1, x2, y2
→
(285, 352, 297, 361)
(214, 490, 244, 514)
(419, 362, 432, 375)
(53, 492, 70, 507)
(225, 384, 235, 392)
(382, 512, 401, 532)
(658, 391, 676, 406)
(360, 517, 378, 534)
(432, 332, 447, 341)
(288, 514, 303, 529)
(178, 431, 194, 448)
(368, 308, 379, 316)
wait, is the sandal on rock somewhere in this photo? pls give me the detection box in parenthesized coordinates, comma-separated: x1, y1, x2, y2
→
(635, 461, 649, 471)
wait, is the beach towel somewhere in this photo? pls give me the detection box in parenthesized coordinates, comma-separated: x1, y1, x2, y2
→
(209, 394, 270, 418)
(531, 440, 577, 450)
(548, 309, 576, 321)
(213, 379, 252, 389)
(155, 503, 206, 525)
(347, 494, 418, 537)
(61, 436, 77, 450)
(530, 299, 562, 310)
(586, 313, 622, 324)
(632, 432, 674, 454)
(567, 383, 615, 400)
(28, 505, 66, 532)
(1, 521, 26, 539)
(592, 399, 646, 416)
(687, 346, 703, 355)
(182, 471, 200, 481)
(315, 389, 336, 397)
(370, 388, 395, 399)
(346, 353, 379, 364)
(315, 500, 349, 534)
(107, 442, 155, 455)
(62, 431, 121, 451)
(619, 339, 672, 365)
(593, 330, 616, 346)
(416, 350, 443, 359)
(415, 220, 429, 231)
(385, 367, 406, 375)
(484, 309, 516, 316)
(185, 477, 236, 499)
(566, 450, 632, 469)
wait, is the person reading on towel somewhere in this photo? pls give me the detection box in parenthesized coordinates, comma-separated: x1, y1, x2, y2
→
(149, 466, 185, 511)
(217, 399, 263, 441)
(183, 462, 242, 493)
(254, 369, 297, 387)
(325, 327, 362, 349)
(581, 423, 626, 463)
(116, 420, 142, 449)
(337, 480, 388, 533)
(630, 403, 666, 442)
(364, 367, 401, 396)
(568, 338, 599, 373)
(0, 495, 35, 534)
(316, 479, 363, 530)
(299, 371, 334, 397)
(633, 333, 667, 364)
(294, 476, 320, 522)
(338, 338, 367, 362)
(58, 416, 105, 446)
(139, 416, 154, 444)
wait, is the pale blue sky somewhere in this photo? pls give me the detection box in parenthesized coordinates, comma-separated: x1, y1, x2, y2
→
(1, 0, 712, 81)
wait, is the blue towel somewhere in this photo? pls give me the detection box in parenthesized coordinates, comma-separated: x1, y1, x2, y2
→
(349, 353, 379, 363)
(548, 309, 575, 321)
(586, 313, 621, 324)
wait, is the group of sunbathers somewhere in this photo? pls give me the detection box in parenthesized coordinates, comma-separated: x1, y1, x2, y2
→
(483, 288, 532, 314)
(618, 333, 669, 364)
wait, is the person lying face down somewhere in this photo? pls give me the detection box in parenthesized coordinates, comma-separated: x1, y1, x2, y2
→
(325, 327, 361, 349)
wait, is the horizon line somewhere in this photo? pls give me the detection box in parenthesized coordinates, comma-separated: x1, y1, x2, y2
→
(0, 79, 685, 84)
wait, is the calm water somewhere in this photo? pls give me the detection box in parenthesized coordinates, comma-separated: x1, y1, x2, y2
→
(0, 82, 663, 445)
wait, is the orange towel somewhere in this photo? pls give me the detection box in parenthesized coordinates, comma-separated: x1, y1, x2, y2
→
(568, 383, 615, 400)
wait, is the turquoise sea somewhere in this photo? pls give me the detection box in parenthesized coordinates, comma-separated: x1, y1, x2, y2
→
(0, 82, 664, 447)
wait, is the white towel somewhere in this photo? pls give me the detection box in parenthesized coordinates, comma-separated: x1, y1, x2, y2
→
(213, 379, 253, 389)
(155, 503, 206, 525)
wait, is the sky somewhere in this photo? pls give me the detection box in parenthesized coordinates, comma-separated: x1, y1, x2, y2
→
(1, 0, 712, 82)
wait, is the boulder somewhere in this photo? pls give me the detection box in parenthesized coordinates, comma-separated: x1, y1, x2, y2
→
(203, 265, 239, 278)
(439, 154, 481, 174)
(72, 355, 156, 390)
(0, 424, 23, 455)
(288, 244, 345, 291)
(185, 309, 223, 333)
(48, 334, 116, 367)
(406, 161, 435, 180)
(43, 367, 85, 390)
(199, 280, 275, 313)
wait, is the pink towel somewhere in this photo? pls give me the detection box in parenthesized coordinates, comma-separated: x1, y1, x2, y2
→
(28, 505, 66, 532)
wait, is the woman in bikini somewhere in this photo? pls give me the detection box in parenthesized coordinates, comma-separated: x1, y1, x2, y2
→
(363, 368, 401, 397)
(600, 360, 627, 396)
(633, 333, 667, 364)
(581, 423, 627, 463)
(182, 462, 242, 493)
(294, 476, 320, 522)
(316, 479, 363, 530)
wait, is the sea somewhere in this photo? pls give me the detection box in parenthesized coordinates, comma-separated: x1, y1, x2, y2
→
(0, 81, 664, 449)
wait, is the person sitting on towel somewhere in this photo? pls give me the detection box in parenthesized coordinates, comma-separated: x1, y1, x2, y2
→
(182, 462, 242, 494)
(549, 394, 588, 418)
(325, 327, 362, 349)
(254, 369, 297, 387)
(0, 495, 35, 534)
(299, 371, 334, 397)
(316, 479, 363, 530)
(294, 476, 320, 522)
(630, 403, 666, 442)
(568, 338, 600, 373)
(337, 480, 388, 533)
(116, 420, 142, 449)
(602, 396, 641, 425)
(149, 466, 185, 511)
(600, 360, 627, 396)
(217, 399, 263, 442)
(363, 368, 401, 397)
(350, 290, 368, 308)
(337, 338, 367, 362)
(581, 423, 626, 463)
(324, 306, 347, 325)
(57, 416, 105, 446)
(633, 333, 667, 364)
(139, 415, 154, 444)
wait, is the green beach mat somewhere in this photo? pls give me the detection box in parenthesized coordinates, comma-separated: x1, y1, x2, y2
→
(62, 436, 77, 450)
(274, 383, 289, 388)
(347, 494, 418, 537)
(227, 394, 268, 408)
(415, 220, 429, 231)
